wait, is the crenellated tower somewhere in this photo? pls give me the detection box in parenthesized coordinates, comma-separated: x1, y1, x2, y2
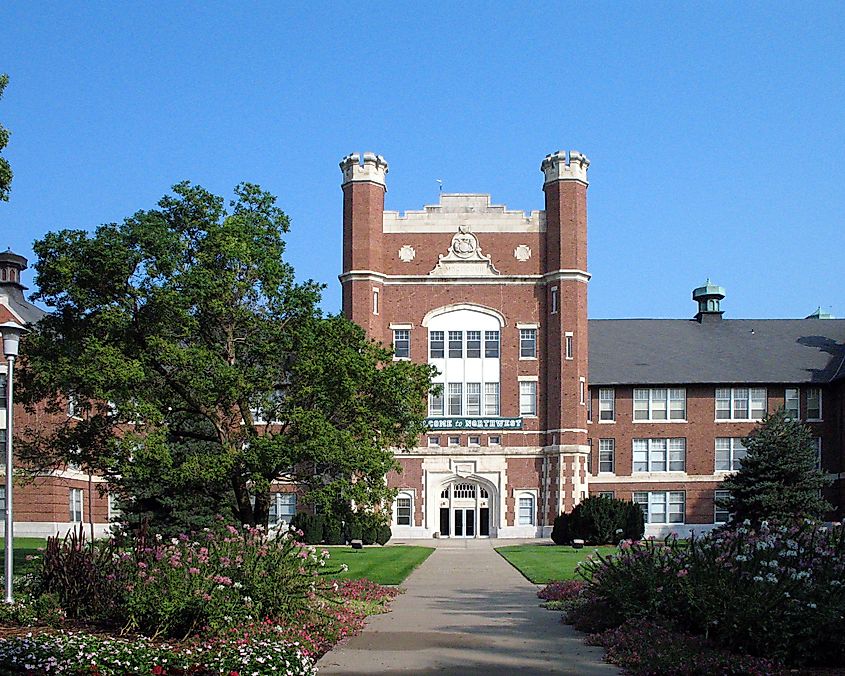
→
(541, 150, 591, 513)
(340, 152, 388, 343)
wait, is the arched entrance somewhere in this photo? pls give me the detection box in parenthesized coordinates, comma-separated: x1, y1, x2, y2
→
(438, 478, 495, 538)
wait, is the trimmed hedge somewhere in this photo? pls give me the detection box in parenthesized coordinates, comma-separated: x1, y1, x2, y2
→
(551, 496, 644, 545)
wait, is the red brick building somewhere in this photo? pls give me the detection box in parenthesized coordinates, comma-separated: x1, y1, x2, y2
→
(339, 151, 845, 539)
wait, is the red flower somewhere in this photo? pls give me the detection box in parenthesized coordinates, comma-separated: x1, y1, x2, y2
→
(151, 667, 166, 675)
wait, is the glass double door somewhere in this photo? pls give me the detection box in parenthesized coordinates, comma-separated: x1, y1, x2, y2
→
(439, 506, 490, 538)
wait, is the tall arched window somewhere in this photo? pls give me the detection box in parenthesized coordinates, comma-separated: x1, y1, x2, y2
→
(425, 306, 502, 418)
(395, 491, 413, 526)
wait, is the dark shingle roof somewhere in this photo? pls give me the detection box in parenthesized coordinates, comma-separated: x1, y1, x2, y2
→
(0, 285, 45, 325)
(589, 318, 845, 385)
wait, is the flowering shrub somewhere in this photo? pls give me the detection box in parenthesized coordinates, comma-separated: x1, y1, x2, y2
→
(588, 619, 782, 675)
(537, 579, 585, 601)
(577, 521, 845, 666)
(0, 592, 65, 628)
(36, 520, 339, 638)
(0, 630, 316, 674)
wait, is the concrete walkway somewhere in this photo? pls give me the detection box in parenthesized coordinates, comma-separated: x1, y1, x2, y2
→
(317, 539, 619, 675)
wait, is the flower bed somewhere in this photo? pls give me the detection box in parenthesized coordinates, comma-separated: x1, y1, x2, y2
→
(572, 521, 845, 668)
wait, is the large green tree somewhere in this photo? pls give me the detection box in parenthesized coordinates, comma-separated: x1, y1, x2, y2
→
(719, 408, 832, 527)
(0, 73, 12, 200)
(18, 182, 433, 528)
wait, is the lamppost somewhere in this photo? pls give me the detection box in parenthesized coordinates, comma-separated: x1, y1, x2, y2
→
(1, 321, 26, 604)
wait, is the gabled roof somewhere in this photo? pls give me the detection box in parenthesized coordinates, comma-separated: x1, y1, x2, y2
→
(0, 286, 46, 325)
(589, 318, 845, 386)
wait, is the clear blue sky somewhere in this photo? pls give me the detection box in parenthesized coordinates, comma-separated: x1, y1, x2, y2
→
(2, 3, 843, 319)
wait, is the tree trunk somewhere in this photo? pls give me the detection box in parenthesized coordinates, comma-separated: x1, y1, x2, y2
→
(231, 476, 253, 526)
(253, 488, 271, 529)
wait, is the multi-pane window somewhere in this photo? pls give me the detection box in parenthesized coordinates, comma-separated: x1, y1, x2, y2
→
(448, 331, 463, 358)
(0, 487, 5, 512)
(784, 388, 799, 420)
(393, 329, 410, 359)
(519, 329, 537, 358)
(598, 439, 615, 473)
(715, 438, 747, 471)
(519, 381, 537, 416)
(715, 387, 766, 420)
(714, 489, 731, 524)
(599, 388, 615, 421)
(633, 491, 685, 524)
(807, 388, 822, 420)
(454, 483, 476, 498)
(429, 331, 445, 359)
(466, 383, 482, 416)
(0, 374, 6, 407)
(633, 438, 686, 472)
(484, 331, 500, 358)
(69, 488, 83, 523)
(396, 494, 412, 526)
(484, 383, 500, 416)
(466, 331, 482, 358)
(269, 493, 296, 526)
(448, 384, 463, 415)
(633, 388, 686, 421)
(0, 429, 6, 459)
(428, 389, 444, 416)
(518, 495, 535, 525)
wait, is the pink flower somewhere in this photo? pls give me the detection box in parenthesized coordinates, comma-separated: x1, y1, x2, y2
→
(138, 561, 148, 569)
(188, 567, 200, 575)
(676, 569, 689, 578)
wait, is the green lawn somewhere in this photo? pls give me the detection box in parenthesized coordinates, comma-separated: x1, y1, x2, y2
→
(324, 545, 433, 585)
(496, 544, 616, 583)
(0, 537, 48, 576)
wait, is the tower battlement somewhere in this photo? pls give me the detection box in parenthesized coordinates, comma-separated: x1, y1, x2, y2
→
(340, 152, 389, 187)
(540, 150, 590, 185)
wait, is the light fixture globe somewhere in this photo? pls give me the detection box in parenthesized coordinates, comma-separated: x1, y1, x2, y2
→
(0, 321, 26, 358)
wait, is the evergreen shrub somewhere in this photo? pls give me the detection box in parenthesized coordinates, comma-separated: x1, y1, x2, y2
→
(551, 496, 644, 545)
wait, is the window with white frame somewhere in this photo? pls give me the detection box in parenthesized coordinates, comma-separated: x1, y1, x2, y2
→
(0, 374, 6, 407)
(598, 491, 615, 499)
(565, 333, 574, 360)
(518, 493, 535, 525)
(598, 439, 615, 473)
(372, 288, 379, 315)
(484, 383, 500, 416)
(466, 331, 481, 358)
(599, 388, 615, 421)
(784, 388, 799, 420)
(519, 329, 537, 358)
(807, 388, 822, 420)
(580, 378, 585, 405)
(633, 438, 686, 472)
(488, 435, 501, 446)
(0, 429, 6, 461)
(448, 331, 463, 358)
(485, 330, 500, 358)
(429, 331, 444, 359)
(633, 491, 685, 524)
(448, 435, 460, 446)
(393, 329, 410, 359)
(428, 436, 441, 447)
(714, 489, 731, 524)
(468, 435, 480, 446)
(550, 286, 558, 314)
(428, 308, 502, 420)
(633, 388, 686, 421)
(715, 387, 766, 420)
(519, 381, 537, 416)
(466, 383, 482, 416)
(715, 437, 747, 471)
(428, 388, 444, 416)
(269, 493, 297, 527)
(395, 493, 412, 526)
(70, 488, 83, 523)
(454, 483, 476, 498)
(448, 383, 462, 415)
(0, 487, 5, 512)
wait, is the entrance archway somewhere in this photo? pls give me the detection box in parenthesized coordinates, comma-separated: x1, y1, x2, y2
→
(437, 478, 496, 538)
